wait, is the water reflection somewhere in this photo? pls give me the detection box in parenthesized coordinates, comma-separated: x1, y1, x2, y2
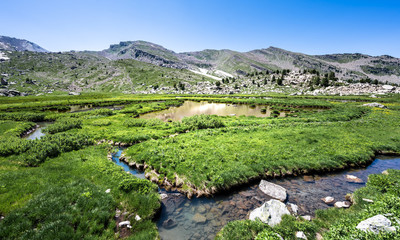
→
(140, 101, 285, 121)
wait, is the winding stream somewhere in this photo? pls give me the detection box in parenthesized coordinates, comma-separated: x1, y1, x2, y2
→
(24, 105, 400, 240)
(111, 151, 400, 240)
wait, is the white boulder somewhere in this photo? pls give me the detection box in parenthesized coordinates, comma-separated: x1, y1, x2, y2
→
(259, 180, 287, 201)
(296, 231, 307, 239)
(356, 214, 396, 234)
(249, 199, 290, 226)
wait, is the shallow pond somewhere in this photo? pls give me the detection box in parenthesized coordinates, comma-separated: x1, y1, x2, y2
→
(65, 104, 124, 113)
(23, 122, 51, 140)
(111, 153, 400, 240)
(139, 101, 285, 121)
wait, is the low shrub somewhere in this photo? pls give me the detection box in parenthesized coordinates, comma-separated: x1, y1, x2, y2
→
(181, 114, 225, 131)
(20, 132, 93, 166)
(118, 177, 158, 194)
(43, 118, 82, 134)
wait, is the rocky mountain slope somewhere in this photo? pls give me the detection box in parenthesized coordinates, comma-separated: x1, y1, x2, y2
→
(0, 36, 48, 52)
(1, 35, 400, 96)
(97, 41, 400, 84)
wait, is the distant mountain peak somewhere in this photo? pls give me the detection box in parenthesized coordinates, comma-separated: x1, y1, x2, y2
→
(0, 36, 48, 52)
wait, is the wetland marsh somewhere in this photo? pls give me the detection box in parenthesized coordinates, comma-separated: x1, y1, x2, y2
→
(1, 93, 400, 239)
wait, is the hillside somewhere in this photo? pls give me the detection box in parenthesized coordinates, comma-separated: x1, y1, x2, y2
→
(1, 36, 400, 96)
(0, 51, 215, 96)
(97, 41, 400, 84)
(0, 36, 48, 52)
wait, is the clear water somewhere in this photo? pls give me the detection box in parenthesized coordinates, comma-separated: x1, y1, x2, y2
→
(24, 122, 50, 140)
(139, 101, 285, 121)
(111, 153, 400, 240)
(111, 149, 145, 179)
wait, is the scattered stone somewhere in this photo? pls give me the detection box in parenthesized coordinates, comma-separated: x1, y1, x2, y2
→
(362, 198, 374, 203)
(118, 221, 131, 227)
(287, 203, 299, 215)
(249, 199, 290, 226)
(382, 170, 389, 175)
(334, 201, 351, 208)
(362, 102, 386, 109)
(192, 213, 207, 224)
(296, 231, 307, 239)
(105, 189, 111, 193)
(162, 218, 177, 229)
(68, 91, 80, 96)
(356, 214, 396, 234)
(321, 196, 335, 204)
(301, 215, 312, 221)
(346, 174, 363, 183)
(135, 215, 141, 221)
(160, 193, 168, 200)
(259, 180, 287, 201)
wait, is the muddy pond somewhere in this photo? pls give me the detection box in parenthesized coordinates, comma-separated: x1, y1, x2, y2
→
(111, 150, 400, 240)
(139, 101, 286, 121)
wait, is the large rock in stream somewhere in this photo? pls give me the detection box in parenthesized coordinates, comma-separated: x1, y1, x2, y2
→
(259, 180, 287, 201)
(249, 199, 290, 226)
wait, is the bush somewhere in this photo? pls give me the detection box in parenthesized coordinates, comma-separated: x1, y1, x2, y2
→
(255, 229, 283, 240)
(91, 119, 112, 126)
(43, 118, 82, 134)
(118, 177, 158, 194)
(20, 132, 93, 166)
(0, 136, 30, 156)
(0, 112, 46, 122)
(216, 220, 266, 240)
(181, 114, 225, 131)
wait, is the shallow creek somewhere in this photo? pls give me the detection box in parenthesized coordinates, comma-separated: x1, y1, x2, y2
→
(139, 101, 286, 121)
(23, 122, 51, 140)
(111, 150, 400, 240)
(24, 109, 400, 239)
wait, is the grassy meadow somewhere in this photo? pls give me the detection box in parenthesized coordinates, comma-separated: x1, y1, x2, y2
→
(0, 92, 400, 239)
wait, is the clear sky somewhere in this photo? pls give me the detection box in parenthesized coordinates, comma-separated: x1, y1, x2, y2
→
(1, 0, 400, 57)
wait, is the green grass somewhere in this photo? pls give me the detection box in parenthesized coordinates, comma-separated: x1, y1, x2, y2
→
(126, 107, 400, 194)
(0, 145, 160, 239)
(1, 93, 400, 239)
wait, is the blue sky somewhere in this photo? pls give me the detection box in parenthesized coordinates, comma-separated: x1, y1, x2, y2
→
(1, 0, 400, 57)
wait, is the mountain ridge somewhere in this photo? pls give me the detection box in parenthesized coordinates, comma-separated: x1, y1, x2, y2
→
(1, 35, 400, 85)
(0, 36, 48, 52)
